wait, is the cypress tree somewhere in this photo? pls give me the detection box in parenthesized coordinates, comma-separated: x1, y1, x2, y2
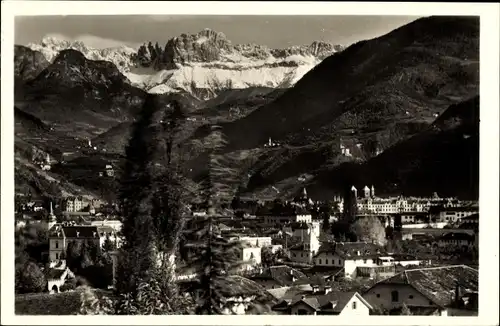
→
(113, 94, 193, 314)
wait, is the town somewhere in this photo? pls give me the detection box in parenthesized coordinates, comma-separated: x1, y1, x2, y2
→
(15, 185, 479, 316)
(11, 12, 485, 318)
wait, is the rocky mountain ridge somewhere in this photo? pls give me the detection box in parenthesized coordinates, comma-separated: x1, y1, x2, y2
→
(25, 29, 345, 99)
(14, 16, 479, 202)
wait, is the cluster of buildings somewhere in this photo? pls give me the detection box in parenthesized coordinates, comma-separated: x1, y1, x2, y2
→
(63, 196, 105, 213)
(33, 153, 52, 171)
(18, 203, 123, 294)
(173, 213, 478, 316)
(17, 181, 480, 316)
(261, 263, 477, 316)
(344, 185, 478, 220)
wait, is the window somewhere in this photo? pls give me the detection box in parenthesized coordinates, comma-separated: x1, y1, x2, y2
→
(55, 253, 59, 259)
(352, 302, 357, 309)
(391, 290, 399, 302)
(55, 241, 59, 249)
(325, 259, 328, 265)
(376, 294, 380, 298)
(409, 295, 414, 299)
(363, 259, 367, 264)
(339, 259, 341, 265)
(319, 259, 322, 264)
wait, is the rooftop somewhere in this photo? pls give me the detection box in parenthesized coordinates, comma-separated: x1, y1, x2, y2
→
(49, 225, 100, 238)
(368, 265, 478, 308)
(45, 268, 67, 280)
(315, 241, 385, 259)
(269, 265, 308, 284)
(214, 275, 269, 298)
(287, 291, 366, 314)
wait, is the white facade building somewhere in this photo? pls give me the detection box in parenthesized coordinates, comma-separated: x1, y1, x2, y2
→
(263, 214, 312, 224)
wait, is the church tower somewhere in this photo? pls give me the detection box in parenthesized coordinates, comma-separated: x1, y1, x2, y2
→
(303, 221, 321, 262)
(371, 185, 375, 198)
(48, 201, 57, 230)
(363, 185, 370, 198)
(351, 185, 358, 198)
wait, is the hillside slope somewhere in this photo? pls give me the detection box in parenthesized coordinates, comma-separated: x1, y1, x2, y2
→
(223, 16, 479, 197)
(14, 45, 50, 82)
(16, 49, 148, 137)
(307, 95, 479, 200)
(221, 16, 479, 151)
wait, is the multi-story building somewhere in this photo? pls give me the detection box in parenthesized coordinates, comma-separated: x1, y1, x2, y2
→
(289, 222, 321, 265)
(237, 243, 262, 271)
(64, 197, 87, 213)
(48, 224, 119, 262)
(435, 207, 478, 224)
(313, 242, 429, 279)
(313, 242, 384, 278)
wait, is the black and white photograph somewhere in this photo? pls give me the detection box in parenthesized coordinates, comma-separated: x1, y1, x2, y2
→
(1, 1, 499, 324)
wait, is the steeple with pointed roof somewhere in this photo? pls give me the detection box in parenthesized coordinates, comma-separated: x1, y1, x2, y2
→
(48, 201, 57, 230)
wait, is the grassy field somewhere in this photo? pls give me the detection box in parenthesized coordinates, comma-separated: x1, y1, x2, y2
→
(15, 288, 111, 315)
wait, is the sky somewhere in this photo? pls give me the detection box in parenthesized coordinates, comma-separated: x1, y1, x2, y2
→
(15, 15, 421, 49)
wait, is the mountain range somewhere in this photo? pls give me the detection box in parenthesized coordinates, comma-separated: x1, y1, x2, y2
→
(14, 16, 480, 202)
(26, 29, 345, 100)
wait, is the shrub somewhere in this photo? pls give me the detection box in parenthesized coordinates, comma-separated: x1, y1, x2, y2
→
(15, 261, 47, 294)
(60, 281, 76, 292)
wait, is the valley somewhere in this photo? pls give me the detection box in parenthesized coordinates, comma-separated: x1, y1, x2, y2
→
(14, 16, 479, 203)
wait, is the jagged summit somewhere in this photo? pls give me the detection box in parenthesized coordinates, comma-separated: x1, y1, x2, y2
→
(25, 29, 345, 100)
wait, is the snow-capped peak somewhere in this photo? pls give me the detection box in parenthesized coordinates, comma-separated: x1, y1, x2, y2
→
(29, 35, 137, 72)
(26, 30, 346, 100)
